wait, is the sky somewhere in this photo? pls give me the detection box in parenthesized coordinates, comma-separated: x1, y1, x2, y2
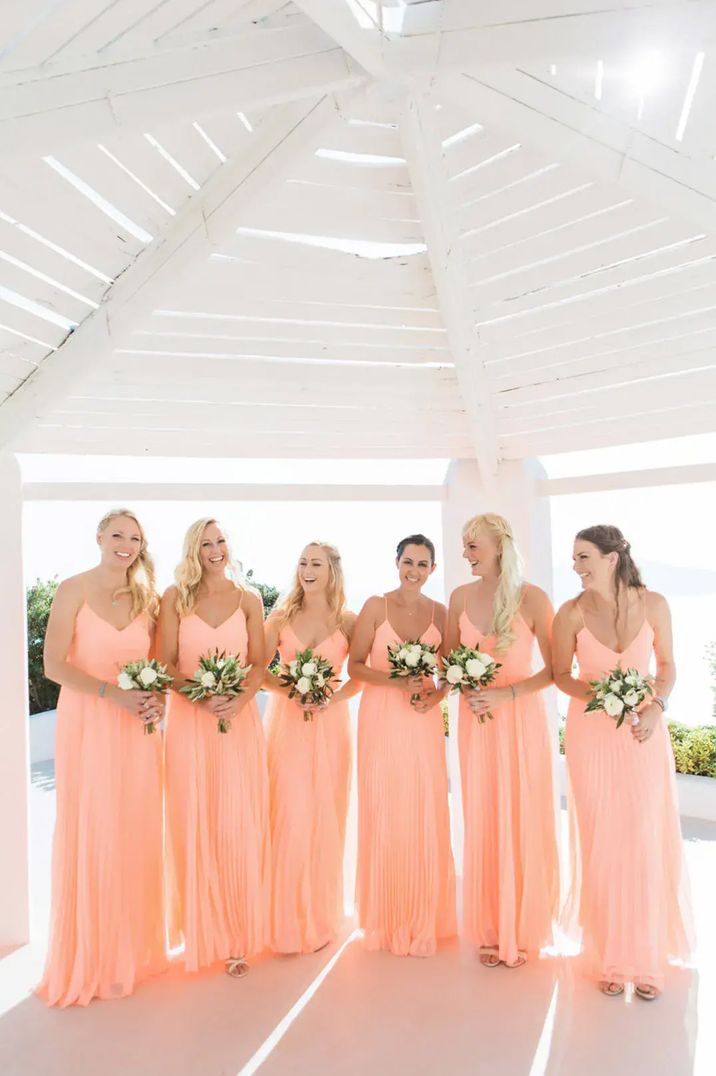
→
(19, 432, 716, 726)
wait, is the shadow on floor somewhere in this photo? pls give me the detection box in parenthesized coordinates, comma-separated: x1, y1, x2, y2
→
(30, 761, 56, 793)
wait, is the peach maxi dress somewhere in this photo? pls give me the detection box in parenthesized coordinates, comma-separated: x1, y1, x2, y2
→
(266, 624, 351, 953)
(459, 608, 559, 965)
(357, 600, 456, 956)
(37, 604, 166, 1007)
(564, 603, 693, 989)
(165, 597, 271, 970)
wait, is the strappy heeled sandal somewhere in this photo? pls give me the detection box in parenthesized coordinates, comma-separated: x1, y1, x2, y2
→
(599, 980, 624, 997)
(504, 951, 527, 969)
(479, 947, 501, 968)
(225, 957, 249, 978)
(635, 983, 660, 1001)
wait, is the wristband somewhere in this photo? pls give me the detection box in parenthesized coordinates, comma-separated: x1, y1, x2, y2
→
(99, 681, 108, 698)
(653, 696, 667, 713)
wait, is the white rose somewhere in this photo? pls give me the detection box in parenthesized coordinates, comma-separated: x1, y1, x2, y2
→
(465, 658, 485, 679)
(138, 666, 158, 687)
(405, 651, 421, 668)
(302, 662, 317, 677)
(409, 644, 422, 656)
(479, 653, 495, 668)
(610, 680, 623, 694)
(315, 674, 325, 687)
(624, 674, 639, 686)
(296, 676, 312, 694)
(623, 689, 640, 707)
(423, 651, 437, 667)
(200, 671, 216, 689)
(398, 648, 409, 661)
(289, 660, 298, 676)
(216, 658, 225, 669)
(603, 693, 625, 717)
(117, 670, 134, 691)
(446, 665, 464, 685)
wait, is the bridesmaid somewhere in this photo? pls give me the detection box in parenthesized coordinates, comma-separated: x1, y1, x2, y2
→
(349, 534, 456, 956)
(37, 509, 166, 1006)
(160, 518, 270, 978)
(553, 524, 693, 999)
(444, 513, 559, 969)
(263, 542, 359, 954)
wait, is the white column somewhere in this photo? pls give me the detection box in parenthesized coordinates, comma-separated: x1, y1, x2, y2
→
(0, 453, 30, 945)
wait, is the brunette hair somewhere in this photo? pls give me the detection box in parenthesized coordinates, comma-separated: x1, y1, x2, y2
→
(396, 534, 436, 565)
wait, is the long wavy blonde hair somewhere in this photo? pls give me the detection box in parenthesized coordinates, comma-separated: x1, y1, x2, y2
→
(97, 508, 159, 619)
(274, 541, 347, 629)
(174, 517, 242, 616)
(462, 513, 524, 653)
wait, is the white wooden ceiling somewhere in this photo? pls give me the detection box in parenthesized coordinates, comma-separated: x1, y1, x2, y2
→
(1, 0, 715, 472)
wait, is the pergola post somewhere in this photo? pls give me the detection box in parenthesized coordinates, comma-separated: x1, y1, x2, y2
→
(0, 453, 30, 946)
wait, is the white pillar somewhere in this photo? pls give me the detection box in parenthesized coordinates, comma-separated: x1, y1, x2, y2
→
(0, 453, 30, 945)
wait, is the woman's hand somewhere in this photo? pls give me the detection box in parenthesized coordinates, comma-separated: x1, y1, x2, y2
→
(412, 687, 442, 713)
(205, 694, 238, 719)
(631, 702, 662, 743)
(110, 686, 163, 723)
(467, 685, 512, 717)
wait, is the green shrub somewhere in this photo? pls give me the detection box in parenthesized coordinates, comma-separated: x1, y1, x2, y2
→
(669, 721, 716, 778)
(246, 569, 279, 618)
(27, 577, 60, 715)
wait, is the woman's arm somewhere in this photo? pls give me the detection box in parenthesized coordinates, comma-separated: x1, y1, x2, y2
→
(262, 611, 293, 697)
(240, 590, 266, 705)
(632, 591, 675, 744)
(552, 600, 591, 702)
(159, 587, 191, 690)
(327, 612, 362, 704)
(413, 601, 451, 712)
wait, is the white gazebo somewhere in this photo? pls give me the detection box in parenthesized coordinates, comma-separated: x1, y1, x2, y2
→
(1, 2, 716, 1068)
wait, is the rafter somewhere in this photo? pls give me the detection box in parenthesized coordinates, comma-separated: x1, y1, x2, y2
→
(439, 70, 716, 235)
(400, 94, 499, 486)
(0, 24, 363, 157)
(0, 93, 352, 451)
(292, 0, 393, 80)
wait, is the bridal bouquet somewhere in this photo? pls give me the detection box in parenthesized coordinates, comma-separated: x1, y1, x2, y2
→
(387, 639, 439, 703)
(117, 658, 173, 735)
(180, 650, 252, 733)
(442, 645, 501, 723)
(585, 665, 654, 729)
(279, 648, 337, 721)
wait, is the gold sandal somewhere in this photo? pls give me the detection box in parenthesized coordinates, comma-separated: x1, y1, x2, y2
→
(635, 983, 659, 1001)
(479, 947, 501, 968)
(225, 957, 249, 978)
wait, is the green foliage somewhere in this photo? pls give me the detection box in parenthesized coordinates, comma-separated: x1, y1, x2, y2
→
(558, 715, 716, 778)
(26, 577, 59, 715)
(440, 698, 449, 737)
(245, 569, 279, 618)
(669, 721, 716, 778)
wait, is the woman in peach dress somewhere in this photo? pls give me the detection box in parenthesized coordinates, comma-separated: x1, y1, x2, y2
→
(37, 509, 166, 1007)
(554, 524, 693, 1000)
(444, 513, 559, 969)
(349, 534, 456, 956)
(161, 518, 270, 978)
(263, 542, 359, 953)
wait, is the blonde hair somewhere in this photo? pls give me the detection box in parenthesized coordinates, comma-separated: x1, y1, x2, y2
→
(174, 517, 241, 616)
(275, 542, 347, 630)
(462, 513, 524, 653)
(97, 508, 159, 619)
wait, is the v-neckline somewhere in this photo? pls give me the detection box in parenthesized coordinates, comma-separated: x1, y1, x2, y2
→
(383, 619, 434, 645)
(191, 606, 241, 632)
(287, 623, 339, 652)
(580, 619, 649, 657)
(83, 602, 140, 634)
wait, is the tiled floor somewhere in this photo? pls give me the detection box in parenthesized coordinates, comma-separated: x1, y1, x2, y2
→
(1, 768, 713, 1076)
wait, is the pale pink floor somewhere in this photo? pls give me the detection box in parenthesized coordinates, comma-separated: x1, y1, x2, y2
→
(1, 764, 714, 1076)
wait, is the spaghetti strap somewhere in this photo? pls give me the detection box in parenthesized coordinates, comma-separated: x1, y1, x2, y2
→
(430, 600, 435, 625)
(238, 587, 245, 613)
(383, 595, 388, 620)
